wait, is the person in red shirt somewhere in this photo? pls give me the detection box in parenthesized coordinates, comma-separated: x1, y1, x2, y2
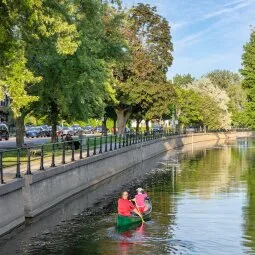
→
(118, 191, 141, 217)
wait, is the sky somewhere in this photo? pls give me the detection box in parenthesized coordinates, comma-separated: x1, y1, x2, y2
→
(122, 0, 255, 78)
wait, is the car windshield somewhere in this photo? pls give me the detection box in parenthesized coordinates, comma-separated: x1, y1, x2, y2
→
(29, 128, 38, 132)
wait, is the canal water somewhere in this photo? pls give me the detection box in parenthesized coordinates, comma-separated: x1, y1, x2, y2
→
(1, 137, 255, 254)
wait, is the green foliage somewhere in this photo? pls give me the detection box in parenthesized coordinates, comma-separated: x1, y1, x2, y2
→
(111, 3, 174, 133)
(173, 74, 195, 87)
(226, 83, 246, 126)
(204, 69, 247, 127)
(27, 0, 125, 131)
(175, 87, 221, 129)
(187, 78, 231, 129)
(205, 69, 241, 89)
(240, 29, 255, 128)
(0, 0, 79, 117)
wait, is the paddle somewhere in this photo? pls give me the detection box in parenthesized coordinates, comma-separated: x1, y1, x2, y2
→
(134, 200, 145, 223)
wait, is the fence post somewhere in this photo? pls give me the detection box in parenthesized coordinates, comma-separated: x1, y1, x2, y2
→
(99, 136, 103, 154)
(105, 136, 108, 152)
(79, 138, 83, 159)
(40, 145, 44, 170)
(110, 136, 113, 151)
(93, 137, 97, 155)
(26, 148, 32, 174)
(126, 134, 128, 146)
(119, 135, 121, 149)
(122, 135, 125, 147)
(87, 137, 90, 157)
(16, 149, 21, 178)
(114, 135, 117, 150)
(51, 143, 56, 167)
(62, 142, 66, 164)
(0, 152, 4, 184)
(71, 141, 75, 161)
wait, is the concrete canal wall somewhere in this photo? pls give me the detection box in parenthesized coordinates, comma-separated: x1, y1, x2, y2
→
(0, 131, 254, 236)
(0, 179, 25, 236)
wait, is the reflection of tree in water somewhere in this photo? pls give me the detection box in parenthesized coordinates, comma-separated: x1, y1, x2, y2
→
(241, 147, 255, 253)
(176, 147, 246, 198)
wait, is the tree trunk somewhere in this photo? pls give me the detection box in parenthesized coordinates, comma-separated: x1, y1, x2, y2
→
(16, 115, 25, 148)
(136, 119, 141, 133)
(102, 118, 107, 136)
(52, 123, 57, 143)
(113, 119, 117, 135)
(116, 107, 131, 135)
(145, 120, 150, 133)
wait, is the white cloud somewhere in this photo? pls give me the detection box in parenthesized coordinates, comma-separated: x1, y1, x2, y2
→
(203, 0, 255, 19)
(174, 0, 255, 49)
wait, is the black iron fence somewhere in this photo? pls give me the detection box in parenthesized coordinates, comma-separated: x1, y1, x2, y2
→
(0, 129, 249, 184)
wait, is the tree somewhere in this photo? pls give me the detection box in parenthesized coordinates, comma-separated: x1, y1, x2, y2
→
(205, 69, 241, 89)
(187, 78, 231, 130)
(174, 87, 221, 131)
(112, 3, 173, 134)
(0, 0, 80, 146)
(226, 84, 246, 126)
(173, 74, 195, 88)
(240, 29, 255, 128)
(103, 105, 117, 135)
(205, 69, 247, 127)
(27, 0, 125, 142)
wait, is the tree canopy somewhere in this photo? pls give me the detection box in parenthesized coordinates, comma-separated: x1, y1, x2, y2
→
(111, 3, 174, 133)
(205, 70, 241, 89)
(240, 29, 255, 128)
(0, 0, 79, 116)
(173, 74, 195, 88)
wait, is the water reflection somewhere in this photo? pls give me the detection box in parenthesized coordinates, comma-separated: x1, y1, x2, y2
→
(2, 139, 255, 254)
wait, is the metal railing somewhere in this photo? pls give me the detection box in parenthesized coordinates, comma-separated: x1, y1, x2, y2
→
(0, 129, 244, 184)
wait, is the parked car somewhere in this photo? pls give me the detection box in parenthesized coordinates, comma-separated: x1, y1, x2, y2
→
(0, 124, 9, 141)
(25, 127, 43, 138)
(186, 127, 196, 133)
(62, 126, 75, 136)
(152, 125, 163, 133)
(72, 124, 81, 135)
(39, 125, 51, 137)
(94, 126, 103, 133)
(82, 126, 94, 134)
